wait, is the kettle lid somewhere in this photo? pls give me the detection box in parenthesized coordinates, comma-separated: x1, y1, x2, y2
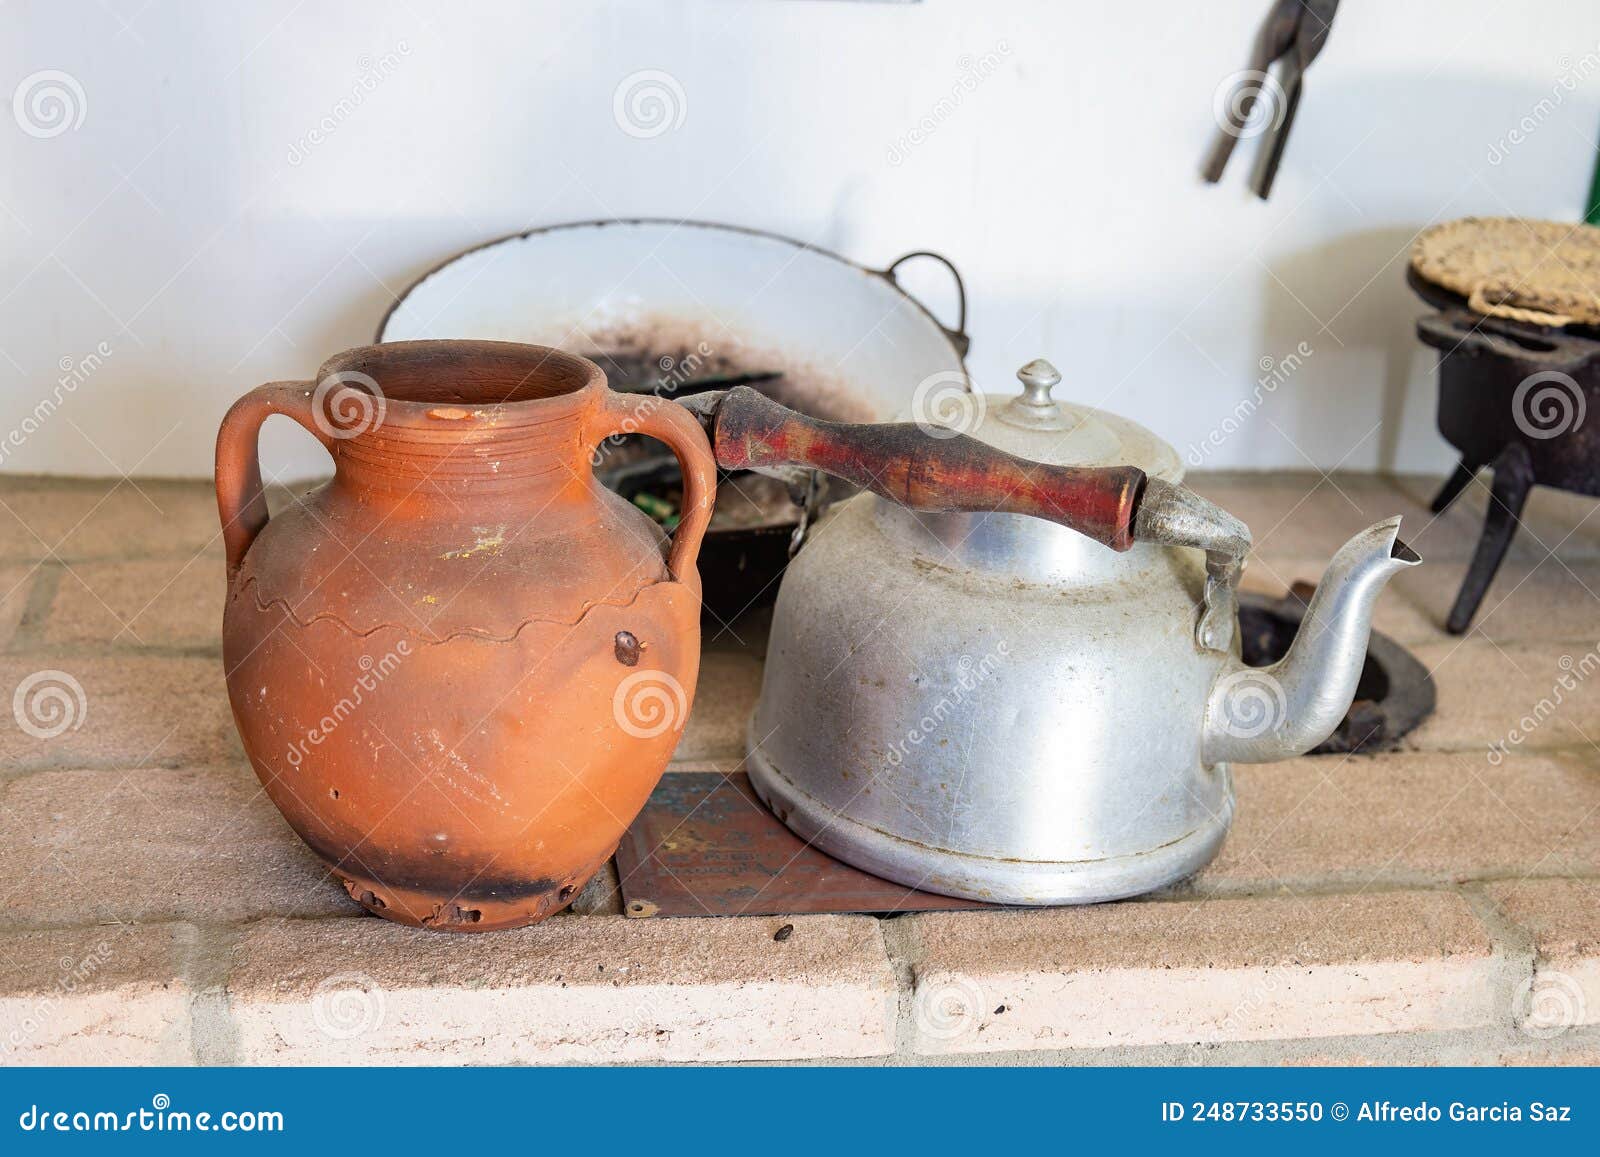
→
(928, 359, 1183, 481)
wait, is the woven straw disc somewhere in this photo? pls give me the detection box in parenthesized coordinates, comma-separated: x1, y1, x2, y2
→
(1410, 217, 1600, 328)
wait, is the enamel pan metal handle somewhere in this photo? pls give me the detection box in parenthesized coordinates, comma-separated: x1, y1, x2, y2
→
(879, 250, 971, 358)
(707, 386, 1146, 552)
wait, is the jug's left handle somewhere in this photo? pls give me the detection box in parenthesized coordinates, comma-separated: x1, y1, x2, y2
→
(591, 394, 716, 585)
(216, 382, 335, 577)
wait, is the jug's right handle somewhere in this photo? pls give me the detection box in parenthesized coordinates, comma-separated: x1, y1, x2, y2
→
(592, 394, 717, 584)
(216, 382, 335, 577)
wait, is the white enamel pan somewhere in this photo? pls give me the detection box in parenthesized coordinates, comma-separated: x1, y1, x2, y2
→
(376, 219, 971, 618)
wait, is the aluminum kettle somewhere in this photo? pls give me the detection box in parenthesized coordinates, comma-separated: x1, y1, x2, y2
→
(683, 359, 1419, 905)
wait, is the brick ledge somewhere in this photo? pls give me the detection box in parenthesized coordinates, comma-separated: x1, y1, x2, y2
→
(3, 882, 1598, 1065)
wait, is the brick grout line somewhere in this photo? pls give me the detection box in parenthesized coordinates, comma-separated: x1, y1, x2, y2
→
(864, 914, 904, 1054)
(8, 562, 64, 652)
(4, 868, 1600, 937)
(877, 1023, 1600, 1067)
(1456, 883, 1540, 1041)
(0, 753, 210, 781)
(153, 1022, 1590, 1067)
(1177, 869, 1600, 899)
(0, 550, 222, 568)
(1549, 745, 1600, 784)
(10, 743, 1587, 779)
(877, 915, 921, 1056)
(183, 922, 245, 1066)
(10, 862, 1600, 938)
(5, 732, 1596, 783)
(1402, 740, 1600, 758)
(0, 913, 365, 937)
(4, 643, 222, 662)
(4, 645, 223, 665)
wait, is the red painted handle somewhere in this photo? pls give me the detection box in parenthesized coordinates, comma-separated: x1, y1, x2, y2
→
(215, 382, 334, 576)
(594, 392, 717, 583)
(710, 387, 1146, 551)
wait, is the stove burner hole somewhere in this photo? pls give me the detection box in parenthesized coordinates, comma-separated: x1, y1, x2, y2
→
(1237, 590, 1434, 755)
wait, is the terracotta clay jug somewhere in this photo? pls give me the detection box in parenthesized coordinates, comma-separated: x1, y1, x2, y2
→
(216, 340, 714, 931)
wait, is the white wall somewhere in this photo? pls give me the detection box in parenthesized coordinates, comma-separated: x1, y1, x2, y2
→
(2, 0, 1597, 480)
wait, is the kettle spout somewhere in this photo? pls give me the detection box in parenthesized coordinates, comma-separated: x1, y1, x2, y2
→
(1202, 517, 1421, 765)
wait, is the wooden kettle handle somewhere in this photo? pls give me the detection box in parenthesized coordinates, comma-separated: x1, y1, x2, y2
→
(708, 386, 1146, 552)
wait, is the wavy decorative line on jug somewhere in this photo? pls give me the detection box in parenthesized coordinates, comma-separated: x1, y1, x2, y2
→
(237, 571, 667, 646)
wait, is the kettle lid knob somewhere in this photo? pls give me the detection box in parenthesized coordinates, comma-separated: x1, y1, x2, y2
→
(1011, 358, 1063, 421)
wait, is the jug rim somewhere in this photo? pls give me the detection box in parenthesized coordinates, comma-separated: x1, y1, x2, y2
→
(315, 339, 605, 424)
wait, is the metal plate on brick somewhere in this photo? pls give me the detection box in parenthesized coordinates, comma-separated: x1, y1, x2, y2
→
(615, 771, 990, 917)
